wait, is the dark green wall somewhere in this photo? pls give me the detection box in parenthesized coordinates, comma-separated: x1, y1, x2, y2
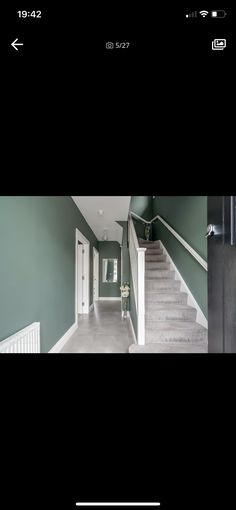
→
(99, 241, 121, 298)
(130, 196, 153, 239)
(153, 196, 207, 317)
(0, 196, 98, 352)
(130, 196, 153, 220)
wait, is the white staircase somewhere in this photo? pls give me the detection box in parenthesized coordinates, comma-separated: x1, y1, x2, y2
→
(129, 240, 208, 353)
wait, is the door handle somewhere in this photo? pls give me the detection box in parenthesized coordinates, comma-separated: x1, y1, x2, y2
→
(205, 224, 215, 238)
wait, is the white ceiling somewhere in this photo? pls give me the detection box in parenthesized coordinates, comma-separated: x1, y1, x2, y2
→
(72, 196, 131, 243)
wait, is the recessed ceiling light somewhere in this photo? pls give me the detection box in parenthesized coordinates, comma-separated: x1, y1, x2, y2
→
(98, 209, 104, 216)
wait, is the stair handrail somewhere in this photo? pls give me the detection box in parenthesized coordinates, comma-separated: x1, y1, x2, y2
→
(130, 211, 151, 224)
(130, 211, 207, 271)
(128, 215, 146, 345)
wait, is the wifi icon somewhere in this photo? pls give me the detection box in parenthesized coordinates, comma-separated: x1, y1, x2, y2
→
(199, 10, 209, 17)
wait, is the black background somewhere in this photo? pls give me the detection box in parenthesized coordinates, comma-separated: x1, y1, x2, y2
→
(4, 4, 233, 195)
(1, 355, 235, 510)
(1, 3, 235, 510)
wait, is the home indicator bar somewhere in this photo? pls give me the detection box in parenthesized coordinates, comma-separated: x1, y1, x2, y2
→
(76, 504, 161, 507)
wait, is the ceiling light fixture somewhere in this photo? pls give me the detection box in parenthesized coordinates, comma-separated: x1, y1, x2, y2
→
(98, 209, 104, 216)
(102, 229, 108, 241)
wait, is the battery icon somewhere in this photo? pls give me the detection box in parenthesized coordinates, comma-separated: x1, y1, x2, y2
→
(211, 10, 227, 18)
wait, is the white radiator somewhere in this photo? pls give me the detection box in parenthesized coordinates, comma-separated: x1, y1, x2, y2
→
(0, 322, 40, 353)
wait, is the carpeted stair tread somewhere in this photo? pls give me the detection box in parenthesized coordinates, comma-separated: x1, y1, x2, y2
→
(145, 255, 166, 262)
(146, 262, 170, 269)
(145, 320, 207, 343)
(145, 269, 175, 279)
(146, 303, 195, 310)
(129, 342, 208, 353)
(146, 291, 188, 303)
(146, 304, 197, 321)
(146, 279, 181, 290)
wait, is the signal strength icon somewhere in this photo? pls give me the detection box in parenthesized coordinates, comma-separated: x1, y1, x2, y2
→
(186, 11, 198, 18)
(199, 10, 209, 17)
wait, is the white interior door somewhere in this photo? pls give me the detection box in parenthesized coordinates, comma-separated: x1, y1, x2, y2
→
(76, 229, 90, 316)
(93, 248, 99, 302)
(77, 244, 83, 314)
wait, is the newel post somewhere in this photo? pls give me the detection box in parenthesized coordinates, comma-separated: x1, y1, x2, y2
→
(137, 248, 146, 345)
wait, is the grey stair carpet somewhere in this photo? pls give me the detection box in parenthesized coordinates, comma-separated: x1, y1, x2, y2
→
(129, 342, 207, 353)
(129, 239, 208, 353)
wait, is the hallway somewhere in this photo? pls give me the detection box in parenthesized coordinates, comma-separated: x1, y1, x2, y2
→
(0, 196, 210, 353)
(60, 301, 133, 353)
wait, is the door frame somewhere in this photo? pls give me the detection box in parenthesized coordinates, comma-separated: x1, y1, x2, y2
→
(93, 247, 99, 304)
(75, 228, 90, 320)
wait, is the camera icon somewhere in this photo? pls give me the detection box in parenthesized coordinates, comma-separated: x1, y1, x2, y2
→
(106, 42, 114, 50)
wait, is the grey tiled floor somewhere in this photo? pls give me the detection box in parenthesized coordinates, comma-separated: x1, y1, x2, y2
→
(60, 301, 133, 353)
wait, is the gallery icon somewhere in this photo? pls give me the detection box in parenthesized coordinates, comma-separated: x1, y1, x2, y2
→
(212, 39, 227, 50)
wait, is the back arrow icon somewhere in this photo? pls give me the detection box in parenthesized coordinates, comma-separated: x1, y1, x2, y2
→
(11, 38, 24, 51)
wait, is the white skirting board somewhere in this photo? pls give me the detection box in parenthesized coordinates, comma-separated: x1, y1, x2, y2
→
(127, 312, 137, 344)
(49, 304, 94, 353)
(49, 322, 78, 353)
(159, 241, 208, 329)
(98, 297, 121, 301)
